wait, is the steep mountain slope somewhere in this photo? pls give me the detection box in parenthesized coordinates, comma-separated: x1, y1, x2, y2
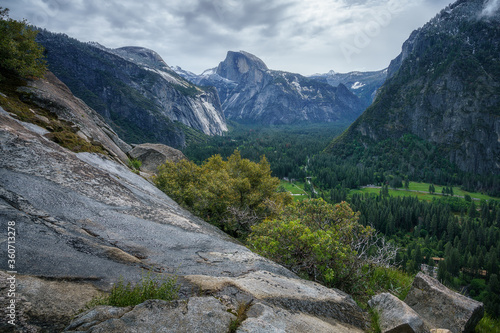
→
(0, 73, 368, 333)
(36, 30, 227, 148)
(309, 69, 387, 109)
(176, 51, 364, 125)
(327, 0, 500, 175)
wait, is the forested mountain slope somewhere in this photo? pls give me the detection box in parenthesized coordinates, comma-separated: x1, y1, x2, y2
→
(327, 0, 500, 176)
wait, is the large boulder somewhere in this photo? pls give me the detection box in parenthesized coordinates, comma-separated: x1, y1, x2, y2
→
(64, 297, 235, 333)
(128, 143, 186, 173)
(238, 301, 364, 333)
(186, 271, 369, 331)
(0, 270, 102, 333)
(404, 272, 484, 333)
(368, 292, 427, 333)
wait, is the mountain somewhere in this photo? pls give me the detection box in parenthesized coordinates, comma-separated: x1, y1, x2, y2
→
(36, 31, 227, 148)
(309, 69, 388, 109)
(327, 0, 500, 176)
(175, 51, 364, 125)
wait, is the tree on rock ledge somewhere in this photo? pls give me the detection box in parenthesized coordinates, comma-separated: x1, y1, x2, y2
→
(0, 7, 46, 80)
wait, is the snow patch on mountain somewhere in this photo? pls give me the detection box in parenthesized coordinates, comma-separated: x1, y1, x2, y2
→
(351, 82, 366, 90)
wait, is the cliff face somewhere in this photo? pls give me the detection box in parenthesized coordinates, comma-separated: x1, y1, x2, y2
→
(180, 51, 364, 125)
(328, 0, 500, 175)
(309, 69, 388, 110)
(36, 31, 227, 148)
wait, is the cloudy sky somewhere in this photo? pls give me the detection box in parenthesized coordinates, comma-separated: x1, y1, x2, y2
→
(4, 0, 452, 75)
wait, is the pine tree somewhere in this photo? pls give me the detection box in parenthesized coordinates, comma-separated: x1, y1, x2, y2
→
(0, 8, 46, 80)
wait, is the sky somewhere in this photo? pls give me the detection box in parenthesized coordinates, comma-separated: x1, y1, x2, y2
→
(4, 0, 452, 75)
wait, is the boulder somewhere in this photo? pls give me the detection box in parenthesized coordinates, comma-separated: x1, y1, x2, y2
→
(405, 272, 484, 333)
(186, 270, 369, 331)
(238, 301, 365, 333)
(64, 297, 235, 333)
(0, 270, 102, 333)
(128, 143, 186, 173)
(368, 292, 427, 333)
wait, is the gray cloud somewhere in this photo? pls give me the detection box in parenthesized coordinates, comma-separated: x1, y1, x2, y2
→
(3, 0, 451, 75)
(482, 0, 500, 17)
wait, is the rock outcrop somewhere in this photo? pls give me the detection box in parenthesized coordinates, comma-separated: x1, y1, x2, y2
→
(20, 71, 132, 163)
(186, 271, 368, 331)
(0, 92, 368, 331)
(128, 143, 186, 173)
(368, 292, 427, 333)
(65, 298, 236, 333)
(405, 272, 484, 333)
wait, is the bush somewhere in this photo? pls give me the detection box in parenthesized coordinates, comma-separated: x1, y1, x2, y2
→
(154, 150, 292, 237)
(88, 272, 179, 308)
(248, 199, 400, 295)
(127, 158, 142, 172)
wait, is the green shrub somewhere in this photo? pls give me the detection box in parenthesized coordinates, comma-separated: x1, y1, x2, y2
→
(127, 158, 142, 171)
(88, 272, 179, 308)
(475, 313, 500, 333)
(0, 8, 46, 80)
(249, 199, 401, 295)
(154, 150, 292, 238)
(369, 308, 382, 333)
(366, 266, 414, 301)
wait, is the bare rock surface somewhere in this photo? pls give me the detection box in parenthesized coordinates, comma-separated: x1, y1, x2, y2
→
(128, 143, 186, 173)
(405, 272, 484, 333)
(64, 297, 235, 333)
(20, 72, 132, 162)
(237, 301, 365, 333)
(368, 292, 427, 333)
(0, 109, 369, 331)
(186, 271, 369, 331)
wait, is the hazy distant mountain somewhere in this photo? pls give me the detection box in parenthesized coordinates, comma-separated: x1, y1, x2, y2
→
(175, 51, 364, 125)
(309, 69, 387, 109)
(37, 31, 227, 148)
(327, 0, 500, 175)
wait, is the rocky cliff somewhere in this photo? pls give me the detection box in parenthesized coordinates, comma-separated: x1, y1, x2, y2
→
(36, 30, 227, 148)
(177, 51, 364, 125)
(327, 0, 500, 175)
(0, 74, 368, 332)
(309, 69, 388, 110)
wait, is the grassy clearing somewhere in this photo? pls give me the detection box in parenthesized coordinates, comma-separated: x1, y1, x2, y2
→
(408, 182, 497, 201)
(350, 187, 436, 201)
(280, 180, 307, 194)
(351, 182, 499, 202)
(280, 180, 310, 201)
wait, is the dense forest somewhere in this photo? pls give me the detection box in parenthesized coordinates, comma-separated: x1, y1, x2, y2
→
(184, 123, 500, 321)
